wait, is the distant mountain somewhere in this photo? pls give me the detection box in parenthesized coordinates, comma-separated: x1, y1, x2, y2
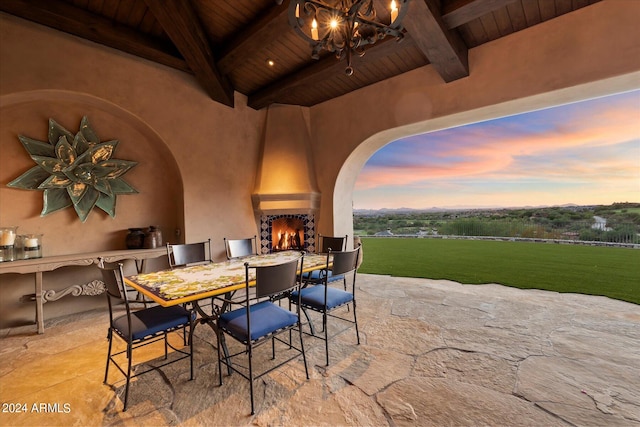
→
(353, 203, 590, 215)
(354, 207, 443, 215)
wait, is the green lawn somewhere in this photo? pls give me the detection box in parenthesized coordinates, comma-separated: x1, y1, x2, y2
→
(358, 237, 640, 304)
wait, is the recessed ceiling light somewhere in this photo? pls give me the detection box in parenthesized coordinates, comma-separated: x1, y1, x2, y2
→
(267, 59, 275, 67)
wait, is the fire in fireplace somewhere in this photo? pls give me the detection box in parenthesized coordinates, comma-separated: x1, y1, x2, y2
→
(260, 214, 315, 254)
(272, 217, 304, 251)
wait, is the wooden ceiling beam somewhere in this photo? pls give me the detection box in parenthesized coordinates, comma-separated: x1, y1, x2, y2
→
(442, 0, 520, 29)
(144, 0, 235, 107)
(248, 37, 416, 110)
(0, 0, 189, 73)
(1, 0, 550, 109)
(401, 0, 469, 82)
(217, 0, 291, 75)
(249, 0, 484, 109)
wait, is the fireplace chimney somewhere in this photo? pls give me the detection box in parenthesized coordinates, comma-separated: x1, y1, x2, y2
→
(252, 104, 320, 214)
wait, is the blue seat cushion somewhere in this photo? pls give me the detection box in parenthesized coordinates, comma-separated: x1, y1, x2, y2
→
(291, 286, 353, 311)
(302, 269, 344, 283)
(220, 301, 298, 343)
(113, 305, 193, 341)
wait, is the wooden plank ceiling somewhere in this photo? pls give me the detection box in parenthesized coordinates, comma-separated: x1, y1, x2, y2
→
(0, 0, 600, 110)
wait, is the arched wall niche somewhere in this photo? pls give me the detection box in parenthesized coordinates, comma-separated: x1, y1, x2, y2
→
(0, 89, 184, 327)
(333, 72, 640, 245)
(0, 89, 184, 255)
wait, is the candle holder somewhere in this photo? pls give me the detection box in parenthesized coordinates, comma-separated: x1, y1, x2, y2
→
(0, 226, 18, 262)
(22, 234, 43, 259)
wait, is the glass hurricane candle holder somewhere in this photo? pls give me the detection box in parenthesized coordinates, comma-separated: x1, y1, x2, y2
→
(22, 234, 43, 259)
(0, 226, 18, 262)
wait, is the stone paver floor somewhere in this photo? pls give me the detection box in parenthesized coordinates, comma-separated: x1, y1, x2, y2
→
(1, 274, 638, 426)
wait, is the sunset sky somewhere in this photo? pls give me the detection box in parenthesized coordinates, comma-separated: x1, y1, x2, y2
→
(353, 90, 640, 210)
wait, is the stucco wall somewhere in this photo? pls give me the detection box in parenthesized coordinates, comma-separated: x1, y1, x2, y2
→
(0, 13, 266, 253)
(0, 13, 265, 326)
(1, 0, 639, 328)
(308, 0, 640, 241)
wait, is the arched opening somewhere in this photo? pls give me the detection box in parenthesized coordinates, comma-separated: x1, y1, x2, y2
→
(333, 74, 640, 243)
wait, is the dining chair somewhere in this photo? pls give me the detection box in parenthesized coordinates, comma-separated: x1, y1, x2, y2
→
(216, 254, 309, 415)
(167, 239, 212, 268)
(98, 259, 194, 411)
(303, 234, 348, 287)
(318, 234, 348, 253)
(290, 245, 361, 366)
(223, 235, 258, 259)
(119, 263, 153, 308)
(167, 239, 214, 341)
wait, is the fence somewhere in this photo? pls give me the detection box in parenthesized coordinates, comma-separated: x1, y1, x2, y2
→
(362, 219, 640, 245)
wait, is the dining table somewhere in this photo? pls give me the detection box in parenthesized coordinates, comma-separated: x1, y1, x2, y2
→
(124, 250, 328, 308)
(124, 250, 330, 369)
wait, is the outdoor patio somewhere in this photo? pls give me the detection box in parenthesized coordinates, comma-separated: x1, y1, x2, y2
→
(1, 273, 638, 426)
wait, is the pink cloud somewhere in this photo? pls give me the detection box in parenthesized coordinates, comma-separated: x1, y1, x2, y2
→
(354, 92, 640, 209)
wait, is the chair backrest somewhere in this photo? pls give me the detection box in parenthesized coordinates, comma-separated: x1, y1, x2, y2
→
(329, 246, 360, 277)
(97, 258, 132, 326)
(224, 236, 257, 259)
(167, 240, 212, 269)
(249, 254, 303, 300)
(319, 234, 347, 253)
(98, 258, 128, 301)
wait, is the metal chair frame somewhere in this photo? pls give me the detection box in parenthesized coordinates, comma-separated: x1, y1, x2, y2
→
(216, 254, 309, 415)
(167, 239, 212, 269)
(303, 234, 349, 289)
(317, 234, 347, 253)
(223, 235, 258, 259)
(167, 239, 215, 346)
(98, 259, 194, 411)
(292, 246, 361, 366)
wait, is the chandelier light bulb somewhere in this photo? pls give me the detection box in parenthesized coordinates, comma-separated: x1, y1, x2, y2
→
(391, 1, 398, 22)
(311, 18, 319, 40)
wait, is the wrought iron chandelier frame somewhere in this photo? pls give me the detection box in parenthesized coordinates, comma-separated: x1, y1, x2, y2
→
(288, 0, 410, 75)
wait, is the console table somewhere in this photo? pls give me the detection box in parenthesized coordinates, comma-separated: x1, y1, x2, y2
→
(0, 248, 167, 334)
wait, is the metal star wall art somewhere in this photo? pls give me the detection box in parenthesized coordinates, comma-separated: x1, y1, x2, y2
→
(7, 116, 138, 222)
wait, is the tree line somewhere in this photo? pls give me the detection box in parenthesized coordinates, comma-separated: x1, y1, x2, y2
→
(353, 202, 640, 244)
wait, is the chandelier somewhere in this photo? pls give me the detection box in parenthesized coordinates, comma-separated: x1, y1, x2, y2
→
(287, 0, 410, 76)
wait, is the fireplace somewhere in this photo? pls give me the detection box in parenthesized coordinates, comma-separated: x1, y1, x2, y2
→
(260, 214, 315, 254)
(252, 105, 321, 254)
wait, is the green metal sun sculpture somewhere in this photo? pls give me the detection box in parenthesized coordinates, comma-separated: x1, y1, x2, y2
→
(7, 116, 138, 223)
